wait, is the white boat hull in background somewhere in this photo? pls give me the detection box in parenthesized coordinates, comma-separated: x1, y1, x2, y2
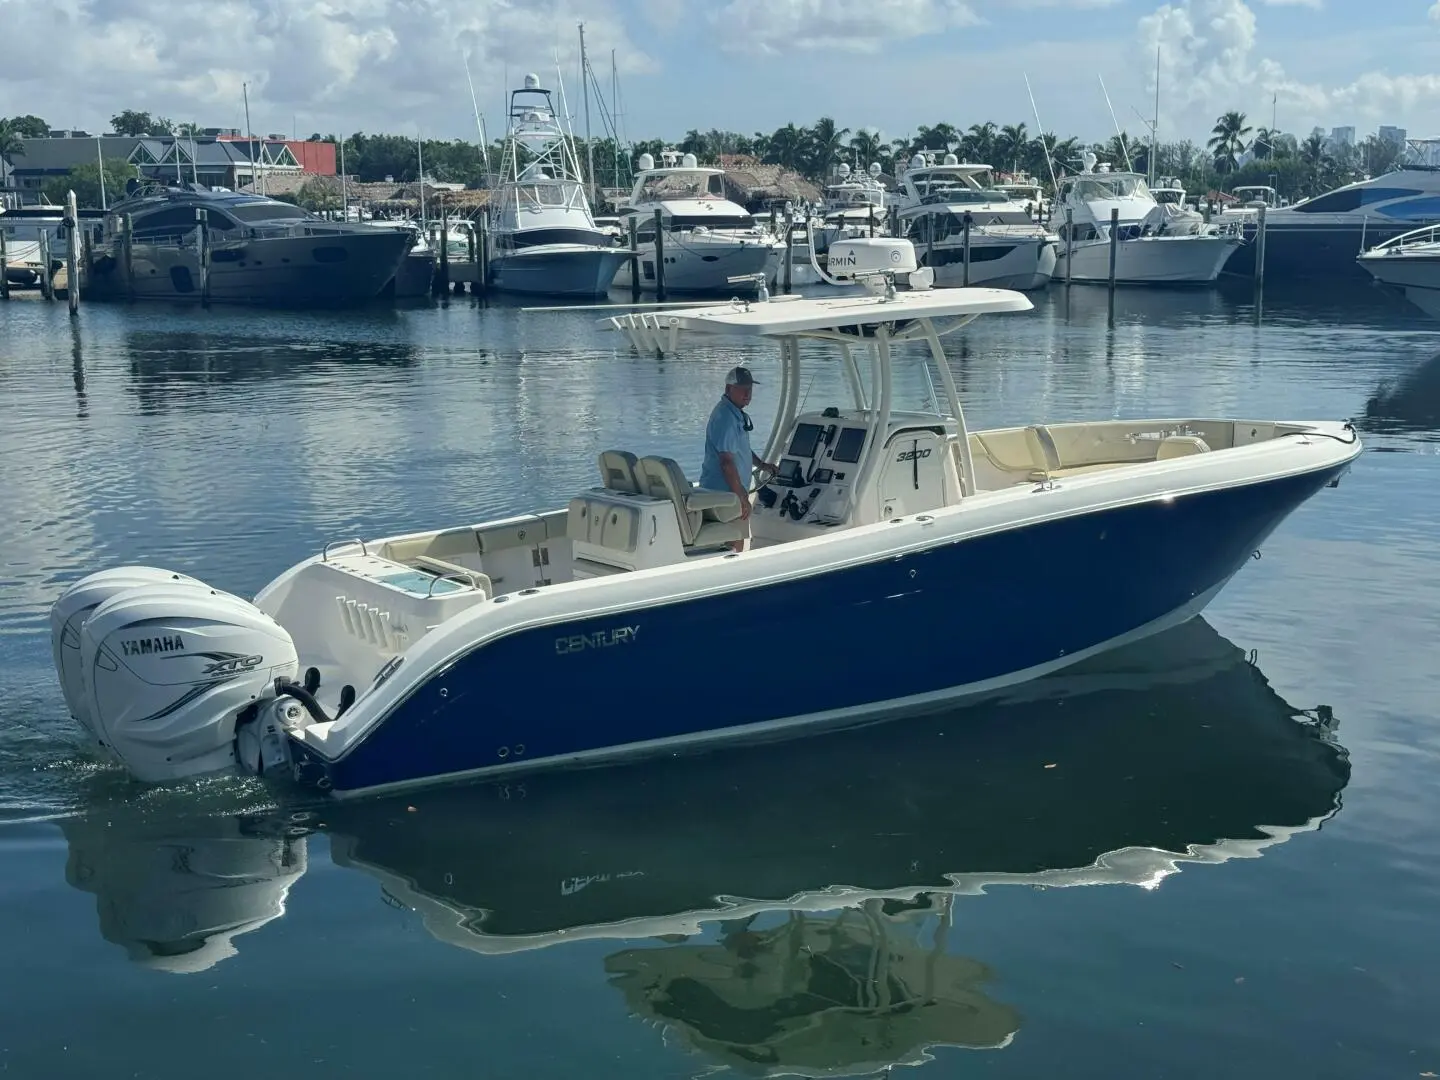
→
(1058, 234, 1240, 284)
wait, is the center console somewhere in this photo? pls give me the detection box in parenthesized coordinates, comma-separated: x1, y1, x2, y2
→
(751, 409, 871, 538)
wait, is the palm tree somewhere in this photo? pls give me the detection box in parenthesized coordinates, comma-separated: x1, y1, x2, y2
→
(963, 121, 998, 164)
(1208, 111, 1252, 173)
(1250, 127, 1279, 160)
(1299, 132, 1328, 196)
(847, 128, 883, 171)
(764, 123, 806, 171)
(804, 117, 850, 179)
(995, 123, 1028, 174)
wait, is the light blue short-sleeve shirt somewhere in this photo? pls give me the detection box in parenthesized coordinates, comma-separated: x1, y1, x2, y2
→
(699, 396, 752, 493)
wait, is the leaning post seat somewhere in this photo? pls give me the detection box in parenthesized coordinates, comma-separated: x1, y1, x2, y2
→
(637, 455, 745, 549)
(598, 449, 642, 493)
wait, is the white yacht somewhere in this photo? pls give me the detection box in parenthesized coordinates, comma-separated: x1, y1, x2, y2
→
(1357, 223, 1440, 318)
(1052, 157, 1241, 283)
(1149, 176, 1209, 235)
(484, 75, 630, 298)
(611, 150, 775, 295)
(892, 154, 1056, 291)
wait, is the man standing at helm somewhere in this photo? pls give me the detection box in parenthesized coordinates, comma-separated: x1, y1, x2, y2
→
(700, 366, 779, 552)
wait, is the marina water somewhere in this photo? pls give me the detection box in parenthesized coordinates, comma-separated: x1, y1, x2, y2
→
(2, 281, 1438, 1077)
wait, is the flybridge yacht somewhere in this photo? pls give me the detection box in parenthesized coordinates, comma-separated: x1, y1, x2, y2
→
(84, 183, 414, 305)
(1224, 168, 1440, 281)
(484, 74, 630, 298)
(611, 150, 775, 294)
(47, 237, 1359, 798)
(892, 154, 1056, 290)
(1357, 223, 1440, 318)
(1052, 155, 1241, 283)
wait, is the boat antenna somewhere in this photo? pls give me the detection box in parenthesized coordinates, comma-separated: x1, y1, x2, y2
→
(1098, 74, 1134, 172)
(462, 48, 490, 176)
(1023, 73, 1062, 205)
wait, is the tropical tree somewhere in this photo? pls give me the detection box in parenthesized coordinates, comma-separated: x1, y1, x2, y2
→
(0, 121, 24, 160)
(847, 128, 883, 170)
(1208, 111, 1252, 173)
(995, 123, 1028, 173)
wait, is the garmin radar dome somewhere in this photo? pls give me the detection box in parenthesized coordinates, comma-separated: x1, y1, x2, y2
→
(823, 237, 931, 292)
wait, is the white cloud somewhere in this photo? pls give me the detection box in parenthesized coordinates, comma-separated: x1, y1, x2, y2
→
(1138, 0, 1440, 141)
(708, 0, 980, 55)
(0, 0, 654, 138)
(1431, 1, 1440, 20)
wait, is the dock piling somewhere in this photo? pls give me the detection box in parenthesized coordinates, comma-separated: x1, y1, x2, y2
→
(1064, 209, 1073, 286)
(653, 208, 667, 303)
(961, 212, 972, 287)
(1254, 204, 1268, 288)
(1, 228, 9, 301)
(196, 207, 211, 306)
(65, 190, 80, 315)
(1107, 207, 1119, 327)
(783, 213, 793, 295)
(38, 231, 53, 301)
(627, 216, 640, 301)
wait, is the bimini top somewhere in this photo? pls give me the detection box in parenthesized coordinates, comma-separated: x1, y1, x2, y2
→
(608, 286, 1033, 341)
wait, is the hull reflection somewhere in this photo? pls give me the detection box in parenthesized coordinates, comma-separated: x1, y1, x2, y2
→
(52, 618, 1347, 1069)
(319, 617, 1347, 945)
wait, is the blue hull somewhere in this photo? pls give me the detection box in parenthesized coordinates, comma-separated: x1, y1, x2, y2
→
(488, 248, 629, 298)
(289, 464, 1348, 796)
(1223, 220, 1421, 281)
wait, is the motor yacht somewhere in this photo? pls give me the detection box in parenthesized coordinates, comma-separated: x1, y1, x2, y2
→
(893, 154, 1056, 290)
(85, 183, 413, 305)
(1225, 169, 1440, 281)
(611, 150, 775, 294)
(46, 237, 1359, 798)
(1052, 157, 1241, 283)
(484, 74, 630, 298)
(1357, 223, 1440, 318)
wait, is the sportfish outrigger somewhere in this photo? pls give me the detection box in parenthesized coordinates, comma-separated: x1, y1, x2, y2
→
(48, 238, 1361, 797)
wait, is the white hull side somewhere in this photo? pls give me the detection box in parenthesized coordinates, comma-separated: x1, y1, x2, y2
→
(1059, 235, 1240, 283)
(612, 237, 774, 294)
(927, 237, 1056, 291)
(1358, 254, 1440, 319)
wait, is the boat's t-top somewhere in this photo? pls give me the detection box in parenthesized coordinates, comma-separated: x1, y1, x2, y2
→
(599, 238, 1032, 552)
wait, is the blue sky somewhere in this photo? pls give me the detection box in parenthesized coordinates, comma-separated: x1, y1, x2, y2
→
(5, 0, 1438, 150)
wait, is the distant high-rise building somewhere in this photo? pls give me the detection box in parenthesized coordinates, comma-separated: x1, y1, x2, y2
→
(1328, 126, 1356, 148)
(1379, 126, 1407, 146)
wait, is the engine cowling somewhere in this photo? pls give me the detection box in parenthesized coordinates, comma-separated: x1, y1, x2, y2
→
(73, 579, 299, 783)
(50, 566, 205, 740)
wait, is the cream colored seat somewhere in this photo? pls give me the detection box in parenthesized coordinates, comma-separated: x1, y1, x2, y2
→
(637, 455, 745, 549)
(598, 449, 642, 493)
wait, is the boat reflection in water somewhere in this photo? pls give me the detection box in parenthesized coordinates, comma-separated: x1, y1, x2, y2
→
(56, 617, 1348, 1067)
(58, 810, 307, 974)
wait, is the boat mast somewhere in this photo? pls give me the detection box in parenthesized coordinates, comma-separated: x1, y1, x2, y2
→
(1152, 44, 1160, 187)
(243, 82, 256, 193)
(579, 23, 596, 205)
(611, 49, 620, 193)
(417, 132, 426, 224)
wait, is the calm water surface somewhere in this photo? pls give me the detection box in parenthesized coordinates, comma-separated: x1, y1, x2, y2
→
(1, 280, 1438, 1078)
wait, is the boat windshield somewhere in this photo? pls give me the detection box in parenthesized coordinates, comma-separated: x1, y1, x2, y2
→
(1070, 176, 1151, 201)
(226, 202, 313, 222)
(510, 180, 583, 209)
(640, 171, 726, 200)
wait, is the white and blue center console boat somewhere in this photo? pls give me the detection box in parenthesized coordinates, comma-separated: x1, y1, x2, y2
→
(47, 240, 1361, 798)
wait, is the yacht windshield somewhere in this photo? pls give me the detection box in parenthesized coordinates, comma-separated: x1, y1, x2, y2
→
(641, 171, 726, 199)
(227, 202, 312, 222)
(1071, 176, 1150, 201)
(511, 181, 582, 209)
